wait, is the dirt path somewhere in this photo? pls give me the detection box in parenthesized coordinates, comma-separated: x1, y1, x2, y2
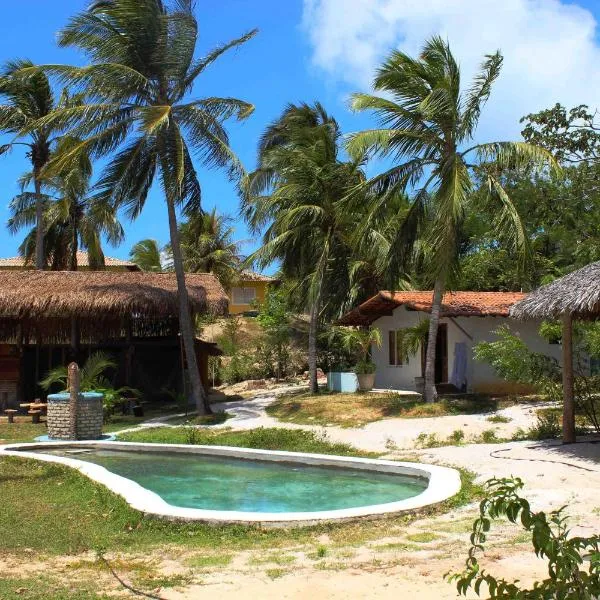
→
(209, 393, 548, 451)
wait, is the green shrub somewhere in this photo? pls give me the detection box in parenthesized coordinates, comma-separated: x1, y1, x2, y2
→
(479, 429, 498, 443)
(487, 414, 511, 424)
(526, 409, 561, 440)
(448, 429, 465, 445)
(448, 477, 600, 598)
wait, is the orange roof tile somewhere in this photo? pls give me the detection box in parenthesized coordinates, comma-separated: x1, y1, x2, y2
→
(338, 291, 527, 326)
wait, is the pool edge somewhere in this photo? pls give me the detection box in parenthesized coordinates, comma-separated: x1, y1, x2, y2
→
(0, 441, 462, 526)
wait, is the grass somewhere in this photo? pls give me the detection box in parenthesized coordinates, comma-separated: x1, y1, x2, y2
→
(117, 426, 378, 457)
(406, 531, 440, 543)
(0, 575, 112, 600)
(0, 452, 480, 558)
(266, 391, 514, 428)
(161, 411, 230, 426)
(487, 414, 512, 424)
(0, 421, 47, 443)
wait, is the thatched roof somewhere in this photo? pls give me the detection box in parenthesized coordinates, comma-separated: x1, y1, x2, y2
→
(0, 271, 228, 342)
(339, 291, 526, 326)
(510, 261, 600, 320)
(0, 252, 140, 271)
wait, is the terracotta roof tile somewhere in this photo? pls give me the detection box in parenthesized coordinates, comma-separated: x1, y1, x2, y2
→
(338, 291, 527, 326)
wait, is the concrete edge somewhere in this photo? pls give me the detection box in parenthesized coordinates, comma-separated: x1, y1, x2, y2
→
(0, 441, 462, 526)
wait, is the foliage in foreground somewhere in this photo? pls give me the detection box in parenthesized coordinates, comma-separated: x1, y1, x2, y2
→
(449, 477, 600, 599)
(475, 324, 600, 432)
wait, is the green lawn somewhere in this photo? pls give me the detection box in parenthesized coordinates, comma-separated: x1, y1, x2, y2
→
(117, 426, 377, 456)
(265, 392, 514, 428)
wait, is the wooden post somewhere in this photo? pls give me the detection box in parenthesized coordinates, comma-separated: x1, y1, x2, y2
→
(68, 362, 80, 440)
(562, 313, 575, 444)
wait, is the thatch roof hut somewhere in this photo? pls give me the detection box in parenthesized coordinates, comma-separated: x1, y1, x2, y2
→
(0, 270, 228, 342)
(510, 261, 600, 321)
(509, 261, 600, 444)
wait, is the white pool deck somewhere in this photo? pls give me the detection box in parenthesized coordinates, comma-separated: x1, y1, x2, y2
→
(0, 441, 461, 526)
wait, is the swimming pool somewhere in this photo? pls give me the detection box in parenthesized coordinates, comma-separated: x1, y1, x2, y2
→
(0, 442, 461, 524)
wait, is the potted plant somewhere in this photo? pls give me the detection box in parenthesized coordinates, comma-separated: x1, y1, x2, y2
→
(333, 326, 382, 392)
(399, 319, 430, 395)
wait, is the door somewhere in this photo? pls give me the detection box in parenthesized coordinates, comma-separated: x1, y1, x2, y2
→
(435, 323, 448, 384)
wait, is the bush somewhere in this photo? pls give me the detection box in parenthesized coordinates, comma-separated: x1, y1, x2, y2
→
(448, 477, 600, 599)
(527, 409, 561, 440)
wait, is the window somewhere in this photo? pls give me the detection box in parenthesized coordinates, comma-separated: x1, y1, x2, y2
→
(388, 330, 405, 366)
(231, 286, 257, 305)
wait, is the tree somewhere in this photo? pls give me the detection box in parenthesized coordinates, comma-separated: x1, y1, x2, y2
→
(0, 60, 70, 269)
(245, 102, 366, 393)
(177, 208, 241, 288)
(347, 37, 557, 402)
(36, 0, 256, 414)
(521, 103, 600, 164)
(8, 139, 123, 270)
(129, 239, 167, 272)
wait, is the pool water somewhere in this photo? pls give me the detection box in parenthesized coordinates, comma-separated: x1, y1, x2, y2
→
(37, 448, 428, 513)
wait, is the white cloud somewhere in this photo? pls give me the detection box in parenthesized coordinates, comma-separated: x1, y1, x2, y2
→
(302, 0, 600, 140)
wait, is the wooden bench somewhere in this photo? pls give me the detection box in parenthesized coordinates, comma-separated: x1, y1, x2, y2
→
(28, 410, 41, 424)
(4, 409, 17, 424)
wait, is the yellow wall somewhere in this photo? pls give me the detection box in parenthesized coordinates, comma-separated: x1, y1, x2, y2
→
(228, 281, 269, 314)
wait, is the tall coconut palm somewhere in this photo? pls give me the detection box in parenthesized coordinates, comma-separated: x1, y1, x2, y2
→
(347, 37, 558, 402)
(245, 102, 366, 393)
(178, 208, 242, 288)
(0, 60, 68, 269)
(8, 140, 123, 271)
(32, 0, 256, 414)
(130, 239, 166, 272)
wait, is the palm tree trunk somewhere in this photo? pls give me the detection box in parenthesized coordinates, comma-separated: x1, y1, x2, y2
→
(34, 174, 44, 270)
(165, 194, 211, 415)
(423, 277, 445, 403)
(308, 294, 321, 394)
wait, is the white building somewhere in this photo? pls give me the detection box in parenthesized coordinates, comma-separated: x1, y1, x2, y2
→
(338, 291, 562, 394)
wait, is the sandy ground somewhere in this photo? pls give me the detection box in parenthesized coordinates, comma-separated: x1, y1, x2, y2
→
(113, 392, 600, 599)
(133, 389, 549, 452)
(5, 390, 600, 599)
(152, 438, 600, 599)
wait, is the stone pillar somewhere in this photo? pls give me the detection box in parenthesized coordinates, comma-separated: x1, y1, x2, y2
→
(68, 362, 80, 440)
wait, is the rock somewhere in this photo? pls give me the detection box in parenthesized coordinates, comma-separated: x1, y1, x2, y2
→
(244, 379, 267, 390)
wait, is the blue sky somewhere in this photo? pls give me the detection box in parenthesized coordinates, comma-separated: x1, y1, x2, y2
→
(0, 0, 599, 268)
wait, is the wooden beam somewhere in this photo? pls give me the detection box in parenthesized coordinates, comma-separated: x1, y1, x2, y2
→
(562, 313, 575, 444)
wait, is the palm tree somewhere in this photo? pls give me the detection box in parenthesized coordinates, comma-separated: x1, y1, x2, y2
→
(177, 208, 242, 288)
(245, 102, 366, 393)
(9, 140, 123, 270)
(33, 0, 256, 414)
(130, 239, 166, 272)
(347, 37, 558, 402)
(0, 60, 69, 269)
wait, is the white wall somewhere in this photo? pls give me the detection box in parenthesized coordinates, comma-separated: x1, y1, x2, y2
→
(371, 306, 562, 392)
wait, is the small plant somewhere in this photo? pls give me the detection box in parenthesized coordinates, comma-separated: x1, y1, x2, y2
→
(479, 429, 499, 443)
(448, 429, 465, 445)
(185, 428, 202, 445)
(330, 326, 381, 376)
(316, 545, 328, 558)
(526, 409, 562, 440)
(448, 477, 600, 598)
(487, 414, 511, 424)
(415, 432, 441, 448)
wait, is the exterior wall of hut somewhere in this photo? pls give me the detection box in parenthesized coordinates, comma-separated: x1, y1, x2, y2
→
(370, 305, 563, 393)
(6, 337, 216, 406)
